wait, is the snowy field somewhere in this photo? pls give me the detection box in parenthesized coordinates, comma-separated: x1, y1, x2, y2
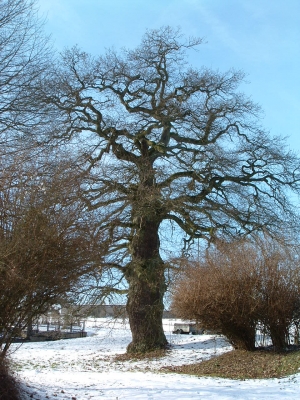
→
(8, 318, 300, 399)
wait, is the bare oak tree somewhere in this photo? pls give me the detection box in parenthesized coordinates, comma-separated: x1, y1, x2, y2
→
(42, 27, 300, 352)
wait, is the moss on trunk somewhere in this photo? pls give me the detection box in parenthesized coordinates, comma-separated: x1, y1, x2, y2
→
(126, 256, 168, 353)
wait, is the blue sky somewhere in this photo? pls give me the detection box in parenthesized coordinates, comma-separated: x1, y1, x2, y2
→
(37, 0, 300, 152)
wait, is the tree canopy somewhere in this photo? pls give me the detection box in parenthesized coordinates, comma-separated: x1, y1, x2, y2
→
(0, 0, 53, 146)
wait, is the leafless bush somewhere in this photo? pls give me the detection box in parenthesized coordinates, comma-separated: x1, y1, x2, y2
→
(171, 241, 260, 350)
(171, 236, 300, 351)
(0, 157, 103, 357)
(254, 235, 300, 350)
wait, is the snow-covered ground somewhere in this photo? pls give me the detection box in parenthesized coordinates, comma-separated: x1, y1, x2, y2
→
(8, 318, 300, 399)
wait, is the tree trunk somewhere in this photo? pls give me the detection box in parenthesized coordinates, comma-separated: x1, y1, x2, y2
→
(269, 324, 288, 351)
(26, 316, 33, 339)
(223, 323, 256, 351)
(126, 260, 168, 353)
(126, 204, 168, 353)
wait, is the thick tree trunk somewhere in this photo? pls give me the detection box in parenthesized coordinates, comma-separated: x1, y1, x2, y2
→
(126, 205, 168, 353)
(227, 330, 256, 351)
(126, 259, 168, 353)
(222, 322, 256, 351)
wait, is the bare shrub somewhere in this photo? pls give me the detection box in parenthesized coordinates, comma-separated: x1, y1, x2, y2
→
(171, 236, 300, 351)
(171, 241, 260, 350)
(254, 236, 300, 350)
(0, 158, 103, 357)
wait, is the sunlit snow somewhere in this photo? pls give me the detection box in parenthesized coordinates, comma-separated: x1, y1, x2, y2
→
(9, 319, 300, 399)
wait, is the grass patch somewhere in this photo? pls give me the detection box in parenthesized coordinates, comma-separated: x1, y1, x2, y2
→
(162, 348, 300, 380)
(114, 348, 169, 362)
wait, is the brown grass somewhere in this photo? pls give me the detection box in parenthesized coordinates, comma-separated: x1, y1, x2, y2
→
(114, 348, 170, 362)
(161, 348, 300, 379)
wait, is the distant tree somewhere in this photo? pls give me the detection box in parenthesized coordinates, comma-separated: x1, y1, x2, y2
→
(41, 27, 300, 353)
(171, 236, 300, 351)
